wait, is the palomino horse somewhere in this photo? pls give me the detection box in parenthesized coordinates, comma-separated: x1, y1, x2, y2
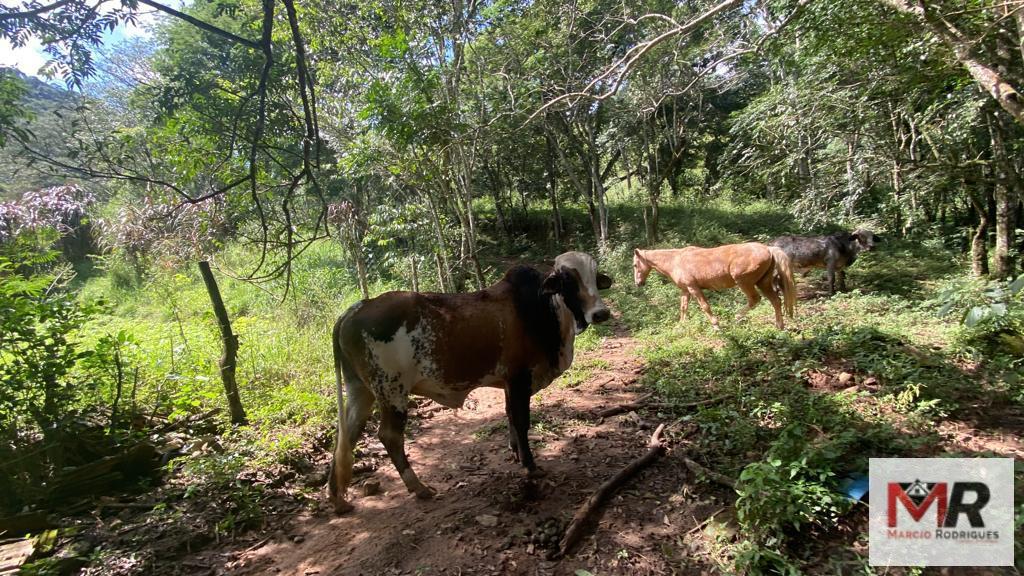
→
(633, 243, 796, 329)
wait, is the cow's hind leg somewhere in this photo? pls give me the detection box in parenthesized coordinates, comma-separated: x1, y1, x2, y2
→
(379, 405, 435, 500)
(331, 377, 375, 514)
(826, 261, 838, 295)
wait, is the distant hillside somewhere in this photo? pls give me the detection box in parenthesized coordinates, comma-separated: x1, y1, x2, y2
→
(0, 67, 82, 200)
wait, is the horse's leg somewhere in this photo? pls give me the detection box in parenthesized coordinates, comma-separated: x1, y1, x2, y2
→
(687, 286, 719, 330)
(756, 274, 784, 329)
(679, 292, 690, 321)
(735, 281, 761, 320)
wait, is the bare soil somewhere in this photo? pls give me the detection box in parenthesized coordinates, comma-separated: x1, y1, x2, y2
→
(202, 320, 730, 576)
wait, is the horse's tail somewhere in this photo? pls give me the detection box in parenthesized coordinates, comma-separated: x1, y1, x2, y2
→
(768, 246, 796, 318)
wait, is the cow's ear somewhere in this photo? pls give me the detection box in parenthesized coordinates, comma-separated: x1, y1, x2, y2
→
(633, 248, 641, 257)
(541, 270, 562, 295)
(596, 272, 613, 290)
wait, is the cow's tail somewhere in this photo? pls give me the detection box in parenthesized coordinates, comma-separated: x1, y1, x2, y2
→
(769, 246, 796, 318)
(328, 312, 348, 502)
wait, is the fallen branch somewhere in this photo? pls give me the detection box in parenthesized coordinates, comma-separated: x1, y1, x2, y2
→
(596, 393, 735, 419)
(687, 506, 727, 535)
(95, 500, 158, 510)
(681, 456, 735, 489)
(47, 443, 158, 501)
(550, 424, 667, 560)
(151, 408, 222, 435)
(595, 393, 653, 418)
(0, 512, 53, 536)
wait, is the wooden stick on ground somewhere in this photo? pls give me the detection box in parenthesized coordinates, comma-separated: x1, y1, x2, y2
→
(686, 506, 728, 535)
(594, 393, 653, 419)
(550, 424, 667, 560)
(596, 393, 735, 420)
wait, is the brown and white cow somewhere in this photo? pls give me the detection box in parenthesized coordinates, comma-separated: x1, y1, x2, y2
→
(328, 251, 613, 513)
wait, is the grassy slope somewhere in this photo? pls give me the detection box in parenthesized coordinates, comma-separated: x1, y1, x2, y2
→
(74, 195, 1022, 573)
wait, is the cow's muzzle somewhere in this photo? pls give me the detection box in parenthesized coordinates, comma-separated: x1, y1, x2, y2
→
(591, 308, 611, 324)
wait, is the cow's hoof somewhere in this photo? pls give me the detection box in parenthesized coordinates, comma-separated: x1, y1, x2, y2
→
(333, 500, 355, 515)
(526, 466, 547, 479)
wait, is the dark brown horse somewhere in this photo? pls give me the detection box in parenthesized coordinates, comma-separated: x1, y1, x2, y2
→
(633, 243, 796, 329)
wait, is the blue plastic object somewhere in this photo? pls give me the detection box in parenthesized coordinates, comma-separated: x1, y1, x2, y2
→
(839, 473, 869, 502)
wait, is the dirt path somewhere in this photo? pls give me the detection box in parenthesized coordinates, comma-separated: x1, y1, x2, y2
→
(217, 320, 722, 576)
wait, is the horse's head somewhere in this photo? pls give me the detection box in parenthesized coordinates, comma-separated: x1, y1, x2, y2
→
(633, 249, 652, 286)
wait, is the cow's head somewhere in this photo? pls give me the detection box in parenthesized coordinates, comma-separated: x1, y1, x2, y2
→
(851, 229, 877, 252)
(543, 251, 613, 333)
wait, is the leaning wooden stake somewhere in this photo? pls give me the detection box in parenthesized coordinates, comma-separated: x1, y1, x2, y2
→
(198, 260, 248, 426)
(551, 424, 667, 560)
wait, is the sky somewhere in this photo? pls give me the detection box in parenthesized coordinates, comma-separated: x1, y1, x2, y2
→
(0, 0, 170, 79)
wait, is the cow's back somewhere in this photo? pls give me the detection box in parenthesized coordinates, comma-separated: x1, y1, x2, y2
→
(769, 235, 830, 269)
(337, 283, 544, 408)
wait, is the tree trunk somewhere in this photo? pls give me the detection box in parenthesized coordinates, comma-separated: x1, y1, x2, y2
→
(648, 192, 660, 243)
(968, 189, 990, 277)
(197, 260, 248, 426)
(988, 111, 1017, 278)
(643, 167, 660, 244)
(353, 246, 369, 299)
(449, 171, 484, 290)
(891, 157, 904, 235)
(491, 185, 508, 238)
(486, 161, 509, 238)
(411, 254, 419, 292)
(546, 122, 600, 244)
(595, 174, 609, 247)
(109, 348, 124, 435)
(545, 128, 563, 243)
(846, 138, 858, 218)
(425, 193, 453, 292)
(993, 179, 1014, 279)
(434, 252, 447, 292)
(881, 0, 1024, 125)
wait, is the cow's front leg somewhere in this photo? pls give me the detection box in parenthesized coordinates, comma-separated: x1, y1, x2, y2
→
(503, 388, 519, 461)
(379, 405, 436, 500)
(507, 373, 545, 478)
(825, 263, 837, 295)
(837, 268, 848, 292)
